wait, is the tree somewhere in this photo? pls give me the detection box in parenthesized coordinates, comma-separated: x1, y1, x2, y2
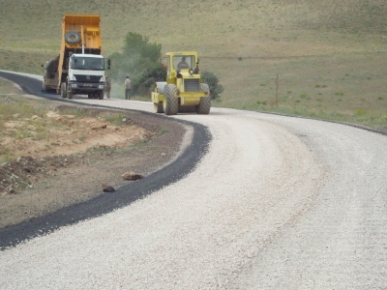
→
(201, 71, 224, 100)
(108, 32, 166, 96)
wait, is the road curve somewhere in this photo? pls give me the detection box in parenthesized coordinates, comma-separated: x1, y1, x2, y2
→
(1, 73, 387, 289)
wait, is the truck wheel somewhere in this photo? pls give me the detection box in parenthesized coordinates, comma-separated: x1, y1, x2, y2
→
(60, 83, 67, 99)
(65, 31, 81, 44)
(98, 91, 104, 100)
(164, 84, 178, 115)
(67, 92, 73, 99)
(154, 102, 164, 113)
(196, 83, 211, 114)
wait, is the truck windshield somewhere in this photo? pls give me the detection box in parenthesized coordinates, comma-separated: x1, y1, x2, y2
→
(70, 57, 104, 70)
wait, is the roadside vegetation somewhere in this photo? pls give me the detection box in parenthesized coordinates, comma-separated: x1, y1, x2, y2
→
(0, 80, 137, 165)
(108, 32, 166, 96)
(201, 71, 224, 100)
(0, 0, 386, 132)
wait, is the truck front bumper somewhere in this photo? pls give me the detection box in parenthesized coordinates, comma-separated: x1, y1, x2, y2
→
(68, 82, 105, 93)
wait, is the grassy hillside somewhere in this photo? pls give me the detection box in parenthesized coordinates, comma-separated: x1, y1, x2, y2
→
(2, 1, 387, 56)
(0, 0, 386, 131)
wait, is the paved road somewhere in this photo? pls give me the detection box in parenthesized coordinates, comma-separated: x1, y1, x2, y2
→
(1, 72, 387, 289)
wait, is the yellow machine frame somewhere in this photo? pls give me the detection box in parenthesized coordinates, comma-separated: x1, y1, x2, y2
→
(151, 51, 211, 115)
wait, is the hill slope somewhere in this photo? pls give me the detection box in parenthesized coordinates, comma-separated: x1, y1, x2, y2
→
(1, 0, 386, 56)
(0, 0, 386, 131)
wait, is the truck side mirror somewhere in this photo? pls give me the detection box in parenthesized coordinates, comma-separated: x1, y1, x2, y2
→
(107, 59, 111, 70)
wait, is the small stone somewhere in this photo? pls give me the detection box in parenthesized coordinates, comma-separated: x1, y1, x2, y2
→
(91, 124, 107, 130)
(121, 172, 144, 181)
(27, 125, 37, 131)
(7, 187, 17, 194)
(46, 111, 61, 118)
(102, 183, 115, 192)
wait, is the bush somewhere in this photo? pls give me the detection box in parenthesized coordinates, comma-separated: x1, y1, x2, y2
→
(201, 71, 224, 100)
(108, 32, 166, 96)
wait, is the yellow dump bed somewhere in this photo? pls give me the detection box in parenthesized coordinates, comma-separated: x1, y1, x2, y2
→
(62, 14, 102, 52)
(54, 14, 103, 90)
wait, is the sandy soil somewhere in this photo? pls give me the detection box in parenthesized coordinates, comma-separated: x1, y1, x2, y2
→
(0, 84, 186, 229)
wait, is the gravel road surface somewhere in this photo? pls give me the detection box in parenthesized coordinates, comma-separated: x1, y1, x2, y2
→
(1, 75, 387, 289)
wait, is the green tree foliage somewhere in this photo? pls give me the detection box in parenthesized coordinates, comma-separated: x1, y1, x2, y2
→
(108, 32, 166, 96)
(201, 71, 224, 100)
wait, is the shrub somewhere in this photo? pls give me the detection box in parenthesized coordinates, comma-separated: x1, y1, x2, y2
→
(108, 32, 166, 96)
(201, 71, 224, 100)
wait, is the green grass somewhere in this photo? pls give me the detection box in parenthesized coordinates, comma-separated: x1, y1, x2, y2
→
(78, 136, 87, 142)
(158, 128, 168, 135)
(0, 0, 387, 132)
(104, 113, 124, 126)
(0, 97, 39, 118)
(0, 95, 57, 153)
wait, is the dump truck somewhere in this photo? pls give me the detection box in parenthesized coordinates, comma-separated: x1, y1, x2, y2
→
(42, 14, 110, 99)
(151, 51, 211, 115)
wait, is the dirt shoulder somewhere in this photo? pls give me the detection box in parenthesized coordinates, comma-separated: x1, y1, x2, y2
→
(0, 81, 186, 229)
